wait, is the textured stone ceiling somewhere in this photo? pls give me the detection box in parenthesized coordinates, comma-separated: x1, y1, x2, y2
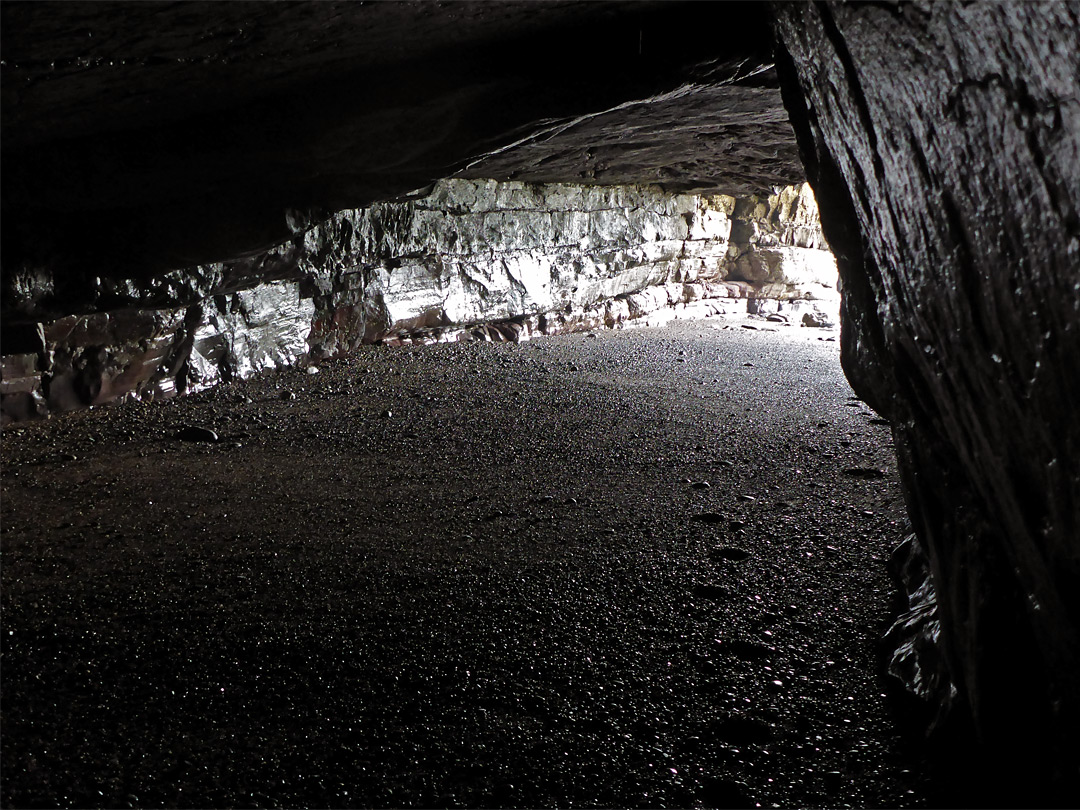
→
(0, 0, 800, 278)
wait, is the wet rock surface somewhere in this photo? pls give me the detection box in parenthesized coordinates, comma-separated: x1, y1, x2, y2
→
(774, 2, 1080, 797)
(2, 319, 934, 808)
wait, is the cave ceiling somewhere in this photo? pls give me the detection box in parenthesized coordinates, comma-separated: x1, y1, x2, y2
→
(0, 0, 802, 278)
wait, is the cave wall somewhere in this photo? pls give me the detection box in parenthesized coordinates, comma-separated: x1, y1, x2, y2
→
(773, 1, 1080, 795)
(0, 180, 836, 423)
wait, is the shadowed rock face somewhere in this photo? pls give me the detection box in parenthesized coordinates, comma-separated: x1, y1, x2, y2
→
(2, 0, 1079, 799)
(773, 1, 1080, 797)
(1, 0, 796, 281)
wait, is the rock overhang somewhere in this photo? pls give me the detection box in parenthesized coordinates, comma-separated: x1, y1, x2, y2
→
(1, 0, 798, 286)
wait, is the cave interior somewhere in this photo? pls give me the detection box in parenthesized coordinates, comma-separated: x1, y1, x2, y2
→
(2, 1, 1078, 806)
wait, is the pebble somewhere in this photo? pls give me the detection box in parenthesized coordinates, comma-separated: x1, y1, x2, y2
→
(279, 390, 296, 401)
(728, 520, 746, 531)
(691, 481, 711, 490)
(711, 546, 751, 562)
(842, 467, 885, 479)
(719, 638, 773, 659)
(380, 409, 393, 418)
(175, 426, 219, 442)
(711, 714, 773, 744)
(306, 366, 320, 375)
(736, 493, 756, 501)
(692, 583, 731, 600)
(691, 512, 726, 525)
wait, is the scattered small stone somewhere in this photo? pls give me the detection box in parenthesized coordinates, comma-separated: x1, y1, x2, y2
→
(742, 324, 759, 331)
(742, 361, 755, 367)
(735, 493, 756, 502)
(711, 546, 751, 562)
(691, 512, 726, 525)
(825, 545, 840, 556)
(692, 583, 731, 600)
(802, 311, 835, 328)
(766, 313, 787, 323)
(176, 426, 219, 442)
(691, 481, 711, 490)
(279, 390, 296, 401)
(842, 467, 886, 479)
(380, 409, 393, 418)
(728, 520, 746, 532)
(306, 366, 320, 375)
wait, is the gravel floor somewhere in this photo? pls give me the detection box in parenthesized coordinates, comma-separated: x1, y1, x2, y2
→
(1, 316, 933, 808)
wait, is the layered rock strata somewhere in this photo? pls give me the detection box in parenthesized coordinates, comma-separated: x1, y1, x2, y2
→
(0, 180, 836, 423)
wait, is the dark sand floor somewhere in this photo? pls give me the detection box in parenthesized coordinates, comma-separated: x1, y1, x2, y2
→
(1, 317, 932, 808)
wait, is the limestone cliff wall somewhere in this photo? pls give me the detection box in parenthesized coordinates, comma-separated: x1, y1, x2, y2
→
(0, 180, 835, 422)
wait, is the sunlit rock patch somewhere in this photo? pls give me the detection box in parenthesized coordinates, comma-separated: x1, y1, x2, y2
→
(0, 180, 836, 423)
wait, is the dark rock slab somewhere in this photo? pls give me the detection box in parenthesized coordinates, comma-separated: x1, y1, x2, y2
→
(774, 1, 1080, 797)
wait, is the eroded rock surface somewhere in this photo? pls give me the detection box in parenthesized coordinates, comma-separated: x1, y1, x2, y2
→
(1, 180, 836, 422)
(0, 1, 794, 277)
(774, 2, 1080, 798)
